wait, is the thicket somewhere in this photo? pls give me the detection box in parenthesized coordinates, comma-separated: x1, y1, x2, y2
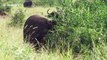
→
(45, 0, 107, 54)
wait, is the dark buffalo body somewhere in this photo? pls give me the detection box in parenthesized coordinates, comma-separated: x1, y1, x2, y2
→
(23, 15, 56, 48)
(0, 10, 6, 15)
(23, 1, 32, 7)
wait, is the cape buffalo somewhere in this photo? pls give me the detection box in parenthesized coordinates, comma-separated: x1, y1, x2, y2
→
(23, 15, 56, 49)
(23, 0, 32, 7)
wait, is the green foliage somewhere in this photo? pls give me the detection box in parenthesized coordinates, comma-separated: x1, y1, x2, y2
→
(9, 9, 25, 27)
(0, 0, 107, 59)
(0, 0, 24, 4)
(33, 0, 63, 6)
(46, 0, 107, 54)
(0, 0, 11, 15)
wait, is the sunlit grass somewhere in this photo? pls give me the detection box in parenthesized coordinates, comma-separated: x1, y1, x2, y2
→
(0, 16, 64, 60)
(0, 1, 107, 60)
(0, 6, 72, 60)
(10, 5, 57, 19)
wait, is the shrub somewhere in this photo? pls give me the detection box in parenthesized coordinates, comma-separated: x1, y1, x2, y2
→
(45, 0, 107, 54)
(0, 0, 11, 15)
(9, 9, 25, 27)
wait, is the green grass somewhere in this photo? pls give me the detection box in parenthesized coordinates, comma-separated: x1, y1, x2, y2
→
(0, 6, 73, 60)
(0, 0, 107, 60)
(0, 19, 73, 60)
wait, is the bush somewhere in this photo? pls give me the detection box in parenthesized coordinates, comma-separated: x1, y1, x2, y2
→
(0, 0, 11, 15)
(9, 9, 25, 27)
(45, 0, 107, 54)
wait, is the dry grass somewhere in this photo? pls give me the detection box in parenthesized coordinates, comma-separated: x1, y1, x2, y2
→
(0, 6, 73, 60)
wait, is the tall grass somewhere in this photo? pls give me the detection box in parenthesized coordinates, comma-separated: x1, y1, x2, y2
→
(0, 0, 107, 60)
(0, 6, 73, 60)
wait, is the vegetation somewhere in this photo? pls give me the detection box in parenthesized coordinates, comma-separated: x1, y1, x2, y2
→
(0, 0, 11, 15)
(0, 0, 107, 60)
(33, 0, 63, 6)
(46, 0, 107, 53)
(9, 9, 25, 27)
